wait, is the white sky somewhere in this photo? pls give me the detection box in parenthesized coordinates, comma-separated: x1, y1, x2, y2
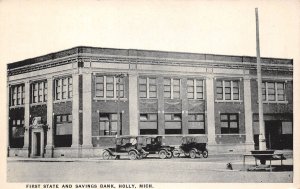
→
(0, 0, 299, 64)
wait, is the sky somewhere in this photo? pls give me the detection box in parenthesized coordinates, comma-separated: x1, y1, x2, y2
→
(0, 0, 299, 64)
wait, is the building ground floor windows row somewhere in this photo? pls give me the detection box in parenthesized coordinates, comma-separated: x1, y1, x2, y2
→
(8, 112, 293, 150)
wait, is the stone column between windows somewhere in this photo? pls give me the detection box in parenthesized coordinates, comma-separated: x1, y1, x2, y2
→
(181, 78, 189, 135)
(157, 77, 165, 135)
(82, 71, 93, 147)
(128, 72, 139, 135)
(71, 73, 80, 148)
(206, 76, 216, 144)
(45, 77, 54, 157)
(23, 81, 30, 150)
(244, 77, 254, 145)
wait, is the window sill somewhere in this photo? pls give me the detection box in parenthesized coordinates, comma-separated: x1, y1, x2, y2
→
(188, 99, 205, 101)
(139, 98, 158, 100)
(258, 101, 288, 104)
(215, 100, 243, 103)
(9, 105, 25, 109)
(93, 98, 128, 102)
(92, 136, 118, 138)
(30, 102, 47, 106)
(54, 99, 72, 103)
(164, 98, 182, 100)
(216, 134, 245, 136)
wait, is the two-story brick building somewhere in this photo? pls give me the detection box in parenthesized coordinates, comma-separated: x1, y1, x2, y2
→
(7, 46, 293, 158)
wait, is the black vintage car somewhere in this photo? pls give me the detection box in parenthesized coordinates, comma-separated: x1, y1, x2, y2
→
(140, 136, 175, 159)
(102, 136, 149, 160)
(173, 136, 208, 159)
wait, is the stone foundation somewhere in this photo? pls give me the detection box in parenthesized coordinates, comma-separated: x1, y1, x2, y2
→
(8, 143, 255, 158)
(9, 148, 30, 158)
(53, 147, 104, 158)
(207, 142, 255, 154)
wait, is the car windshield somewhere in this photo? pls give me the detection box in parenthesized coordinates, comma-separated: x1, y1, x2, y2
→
(130, 138, 137, 145)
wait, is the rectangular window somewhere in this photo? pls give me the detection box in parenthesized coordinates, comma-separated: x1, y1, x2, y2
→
(220, 113, 239, 134)
(165, 113, 182, 134)
(95, 75, 125, 99)
(31, 80, 47, 104)
(10, 84, 25, 106)
(54, 76, 72, 101)
(164, 78, 171, 98)
(216, 80, 240, 101)
(139, 113, 158, 135)
(10, 118, 25, 148)
(106, 76, 114, 98)
(262, 81, 286, 102)
(54, 114, 72, 147)
(187, 79, 204, 99)
(149, 78, 157, 98)
(117, 77, 125, 98)
(95, 76, 104, 97)
(139, 78, 147, 98)
(68, 77, 72, 98)
(164, 78, 181, 99)
(95, 113, 122, 136)
(139, 77, 157, 98)
(188, 113, 205, 134)
(173, 79, 180, 99)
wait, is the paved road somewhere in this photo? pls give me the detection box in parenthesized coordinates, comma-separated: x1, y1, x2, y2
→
(7, 156, 293, 183)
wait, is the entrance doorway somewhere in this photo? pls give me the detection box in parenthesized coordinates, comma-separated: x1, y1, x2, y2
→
(31, 130, 44, 157)
(265, 121, 282, 150)
(35, 133, 41, 156)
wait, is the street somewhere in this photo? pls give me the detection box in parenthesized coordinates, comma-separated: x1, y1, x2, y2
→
(7, 155, 293, 183)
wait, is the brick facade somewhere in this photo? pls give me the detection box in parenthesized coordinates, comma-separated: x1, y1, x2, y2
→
(7, 46, 293, 158)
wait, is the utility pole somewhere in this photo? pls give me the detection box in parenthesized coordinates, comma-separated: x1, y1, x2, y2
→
(255, 8, 267, 150)
(116, 73, 124, 137)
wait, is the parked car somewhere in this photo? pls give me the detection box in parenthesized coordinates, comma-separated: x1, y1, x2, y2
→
(172, 136, 208, 158)
(102, 136, 148, 160)
(140, 136, 175, 159)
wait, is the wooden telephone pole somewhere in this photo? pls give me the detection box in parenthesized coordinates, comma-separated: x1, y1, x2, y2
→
(255, 8, 267, 150)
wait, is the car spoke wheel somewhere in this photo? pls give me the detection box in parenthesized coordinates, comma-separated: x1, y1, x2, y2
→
(189, 149, 197, 159)
(202, 150, 208, 158)
(184, 152, 190, 157)
(128, 151, 137, 160)
(102, 150, 111, 160)
(172, 149, 180, 158)
(166, 151, 172, 158)
(159, 150, 167, 159)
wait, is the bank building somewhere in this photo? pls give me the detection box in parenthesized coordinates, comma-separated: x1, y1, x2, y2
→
(7, 46, 293, 158)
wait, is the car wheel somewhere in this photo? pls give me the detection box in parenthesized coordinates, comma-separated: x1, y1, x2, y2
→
(202, 150, 208, 158)
(189, 149, 197, 159)
(128, 151, 137, 160)
(172, 149, 180, 158)
(184, 152, 190, 157)
(102, 150, 111, 160)
(166, 151, 172, 158)
(137, 154, 143, 160)
(159, 150, 167, 159)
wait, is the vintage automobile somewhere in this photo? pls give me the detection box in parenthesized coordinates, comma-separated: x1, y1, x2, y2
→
(102, 136, 149, 160)
(172, 136, 208, 159)
(141, 136, 175, 159)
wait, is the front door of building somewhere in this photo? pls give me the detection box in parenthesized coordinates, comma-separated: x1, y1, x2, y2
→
(35, 133, 41, 156)
(265, 121, 282, 150)
(31, 129, 44, 157)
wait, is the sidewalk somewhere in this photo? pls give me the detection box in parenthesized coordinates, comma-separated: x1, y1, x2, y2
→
(7, 150, 293, 164)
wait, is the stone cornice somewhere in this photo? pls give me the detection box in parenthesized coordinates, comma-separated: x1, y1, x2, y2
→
(8, 56, 78, 76)
(78, 54, 293, 71)
(7, 48, 293, 76)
